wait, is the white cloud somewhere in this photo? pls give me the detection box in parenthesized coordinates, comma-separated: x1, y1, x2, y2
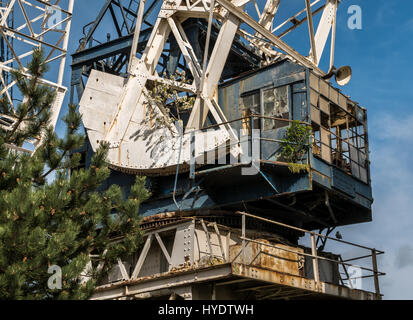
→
(395, 245, 413, 269)
(370, 113, 413, 141)
(331, 110, 413, 299)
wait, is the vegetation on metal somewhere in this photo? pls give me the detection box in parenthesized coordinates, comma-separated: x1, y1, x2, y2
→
(279, 120, 312, 174)
(144, 70, 195, 131)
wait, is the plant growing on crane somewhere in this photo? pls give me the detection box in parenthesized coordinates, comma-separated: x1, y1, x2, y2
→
(279, 120, 312, 174)
(144, 70, 195, 130)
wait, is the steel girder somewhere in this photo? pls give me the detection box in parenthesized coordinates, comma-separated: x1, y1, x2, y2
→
(0, 0, 74, 147)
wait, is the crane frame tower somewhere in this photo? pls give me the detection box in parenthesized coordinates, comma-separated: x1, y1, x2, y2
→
(70, 0, 384, 300)
(0, 0, 74, 149)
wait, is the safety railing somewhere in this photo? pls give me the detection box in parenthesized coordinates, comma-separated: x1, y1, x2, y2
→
(188, 114, 311, 176)
(185, 113, 370, 184)
(233, 211, 385, 297)
(313, 126, 370, 184)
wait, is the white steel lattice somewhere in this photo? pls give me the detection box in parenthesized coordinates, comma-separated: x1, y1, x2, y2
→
(79, 0, 342, 173)
(0, 0, 74, 143)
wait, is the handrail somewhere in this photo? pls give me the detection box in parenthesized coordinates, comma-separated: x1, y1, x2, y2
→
(235, 211, 384, 254)
(237, 236, 385, 276)
(233, 211, 385, 297)
(189, 114, 310, 134)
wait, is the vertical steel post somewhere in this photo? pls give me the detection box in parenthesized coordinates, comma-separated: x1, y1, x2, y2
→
(189, 131, 196, 180)
(305, 0, 317, 64)
(311, 232, 320, 289)
(128, 0, 146, 73)
(242, 213, 246, 264)
(329, 0, 338, 71)
(372, 249, 381, 298)
(226, 231, 231, 263)
(200, 0, 216, 92)
(57, 0, 74, 86)
(250, 114, 254, 161)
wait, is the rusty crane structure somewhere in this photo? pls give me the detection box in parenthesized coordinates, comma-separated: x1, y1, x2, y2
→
(1, 0, 385, 300)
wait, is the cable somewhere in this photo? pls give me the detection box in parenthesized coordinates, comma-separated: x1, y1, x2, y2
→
(172, 120, 184, 210)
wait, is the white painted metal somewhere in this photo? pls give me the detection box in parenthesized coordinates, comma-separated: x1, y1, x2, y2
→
(131, 233, 153, 279)
(251, 0, 280, 60)
(79, 70, 235, 174)
(155, 232, 172, 264)
(311, 232, 320, 289)
(258, 0, 280, 30)
(79, 0, 242, 174)
(0, 0, 74, 144)
(170, 222, 194, 269)
(312, 0, 338, 66)
(200, 219, 213, 256)
(117, 258, 131, 281)
(305, 0, 317, 64)
(211, 222, 226, 260)
(129, 0, 146, 73)
(79, 0, 342, 174)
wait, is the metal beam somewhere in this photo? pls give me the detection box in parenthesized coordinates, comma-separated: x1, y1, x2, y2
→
(155, 232, 171, 264)
(131, 234, 153, 279)
(72, 30, 151, 67)
(91, 263, 233, 300)
(216, 0, 324, 75)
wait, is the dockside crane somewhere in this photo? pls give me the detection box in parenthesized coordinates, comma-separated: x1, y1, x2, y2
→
(1, 0, 385, 300)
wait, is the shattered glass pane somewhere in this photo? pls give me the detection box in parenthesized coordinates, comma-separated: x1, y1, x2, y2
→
(263, 86, 289, 131)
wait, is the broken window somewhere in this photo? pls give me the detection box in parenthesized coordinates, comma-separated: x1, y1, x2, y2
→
(241, 91, 260, 112)
(310, 73, 369, 184)
(311, 89, 331, 163)
(240, 91, 260, 132)
(328, 103, 369, 183)
(262, 85, 290, 131)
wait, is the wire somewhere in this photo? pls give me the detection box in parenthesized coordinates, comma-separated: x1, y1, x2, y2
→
(172, 120, 184, 210)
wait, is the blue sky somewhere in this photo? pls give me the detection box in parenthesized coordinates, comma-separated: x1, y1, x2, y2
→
(331, 0, 413, 300)
(54, 0, 413, 299)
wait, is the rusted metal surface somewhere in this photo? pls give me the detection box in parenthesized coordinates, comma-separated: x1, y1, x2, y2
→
(91, 263, 233, 300)
(231, 263, 379, 300)
(230, 240, 304, 277)
(91, 213, 383, 300)
(91, 260, 380, 300)
(140, 211, 194, 230)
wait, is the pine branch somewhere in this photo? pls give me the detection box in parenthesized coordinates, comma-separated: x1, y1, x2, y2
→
(0, 50, 148, 299)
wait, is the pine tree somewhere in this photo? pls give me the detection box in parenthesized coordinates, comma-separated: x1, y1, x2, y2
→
(0, 50, 149, 299)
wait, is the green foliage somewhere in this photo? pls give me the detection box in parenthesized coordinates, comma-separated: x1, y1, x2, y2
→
(144, 70, 195, 125)
(279, 120, 312, 174)
(1, 50, 55, 147)
(0, 50, 149, 299)
(287, 163, 310, 174)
